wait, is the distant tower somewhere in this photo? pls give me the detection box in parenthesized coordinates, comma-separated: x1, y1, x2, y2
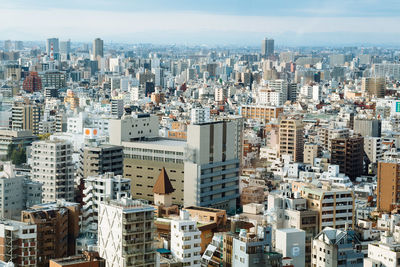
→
(46, 38, 59, 60)
(50, 42, 54, 61)
(93, 38, 104, 59)
(261, 37, 274, 58)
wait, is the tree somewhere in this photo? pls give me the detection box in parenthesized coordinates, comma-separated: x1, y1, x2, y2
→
(11, 148, 26, 165)
(7, 144, 26, 166)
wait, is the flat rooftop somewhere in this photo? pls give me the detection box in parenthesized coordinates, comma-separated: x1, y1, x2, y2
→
(123, 137, 186, 147)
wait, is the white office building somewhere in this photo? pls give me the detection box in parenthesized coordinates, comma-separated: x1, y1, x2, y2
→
(170, 210, 201, 266)
(109, 113, 159, 145)
(82, 172, 131, 234)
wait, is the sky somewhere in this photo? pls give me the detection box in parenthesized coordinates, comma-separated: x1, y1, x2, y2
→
(0, 0, 400, 46)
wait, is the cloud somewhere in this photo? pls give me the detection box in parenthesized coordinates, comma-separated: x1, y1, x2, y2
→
(0, 7, 400, 44)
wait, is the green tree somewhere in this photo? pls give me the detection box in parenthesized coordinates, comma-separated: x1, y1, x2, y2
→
(11, 148, 26, 165)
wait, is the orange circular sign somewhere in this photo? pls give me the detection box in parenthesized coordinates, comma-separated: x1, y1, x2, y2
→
(85, 129, 90, 135)
(93, 129, 98, 135)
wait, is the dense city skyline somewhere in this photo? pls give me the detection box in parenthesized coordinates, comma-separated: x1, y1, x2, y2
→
(2, 1, 400, 266)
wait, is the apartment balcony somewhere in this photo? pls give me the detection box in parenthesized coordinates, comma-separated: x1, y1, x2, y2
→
(83, 186, 93, 195)
(123, 249, 144, 256)
(123, 228, 144, 234)
(123, 239, 143, 246)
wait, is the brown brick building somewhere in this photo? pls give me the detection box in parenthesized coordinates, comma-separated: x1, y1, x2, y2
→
(330, 136, 364, 180)
(21, 200, 80, 267)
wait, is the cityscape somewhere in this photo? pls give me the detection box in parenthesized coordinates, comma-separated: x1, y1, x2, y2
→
(1, 1, 400, 267)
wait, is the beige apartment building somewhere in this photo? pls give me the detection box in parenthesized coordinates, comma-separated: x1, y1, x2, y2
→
(123, 138, 186, 204)
(279, 118, 304, 162)
(301, 186, 354, 231)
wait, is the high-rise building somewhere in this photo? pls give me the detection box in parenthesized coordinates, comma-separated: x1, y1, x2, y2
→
(0, 219, 37, 266)
(40, 71, 66, 89)
(21, 200, 80, 267)
(279, 118, 304, 162)
(364, 137, 382, 164)
(3, 40, 12, 52)
(30, 140, 74, 203)
(269, 79, 288, 102)
(302, 186, 355, 231)
(5, 64, 21, 81)
(10, 102, 41, 135)
(261, 38, 274, 57)
(78, 143, 123, 179)
(330, 136, 364, 181)
(82, 172, 130, 235)
(59, 39, 71, 56)
(22, 72, 42, 93)
(0, 162, 42, 220)
(361, 77, 385, 98)
(14, 41, 23, 50)
(184, 121, 240, 212)
(46, 38, 59, 60)
(111, 99, 124, 118)
(93, 38, 104, 59)
(98, 197, 157, 267)
(373, 63, 400, 80)
(170, 211, 201, 266)
(377, 161, 400, 213)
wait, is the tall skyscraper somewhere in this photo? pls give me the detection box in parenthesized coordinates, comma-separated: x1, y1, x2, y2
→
(93, 38, 104, 59)
(59, 39, 71, 56)
(46, 38, 59, 60)
(3, 40, 12, 52)
(261, 37, 274, 57)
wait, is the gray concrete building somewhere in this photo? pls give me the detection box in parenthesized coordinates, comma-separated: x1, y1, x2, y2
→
(0, 162, 42, 220)
(354, 118, 381, 137)
(77, 143, 123, 179)
(184, 121, 240, 212)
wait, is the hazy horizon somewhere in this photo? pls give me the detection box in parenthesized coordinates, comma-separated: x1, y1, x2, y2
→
(1, 0, 400, 46)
